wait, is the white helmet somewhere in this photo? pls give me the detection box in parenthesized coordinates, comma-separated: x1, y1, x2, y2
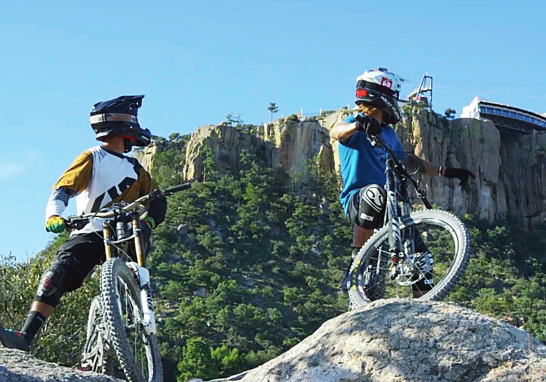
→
(355, 68, 407, 124)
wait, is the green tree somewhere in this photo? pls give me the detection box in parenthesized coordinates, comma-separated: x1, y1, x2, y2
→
(444, 108, 457, 119)
(268, 102, 279, 122)
(224, 113, 244, 127)
(177, 338, 215, 382)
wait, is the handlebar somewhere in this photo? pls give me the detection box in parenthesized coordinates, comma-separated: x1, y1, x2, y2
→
(163, 182, 192, 195)
(66, 181, 194, 228)
(370, 135, 432, 209)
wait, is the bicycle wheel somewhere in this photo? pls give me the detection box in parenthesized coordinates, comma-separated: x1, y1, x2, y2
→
(100, 258, 163, 382)
(81, 296, 115, 375)
(348, 209, 471, 309)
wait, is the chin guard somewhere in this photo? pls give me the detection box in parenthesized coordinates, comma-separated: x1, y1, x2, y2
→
(123, 138, 133, 153)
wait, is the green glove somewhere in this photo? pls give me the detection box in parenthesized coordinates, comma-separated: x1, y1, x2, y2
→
(46, 216, 66, 233)
(142, 216, 156, 229)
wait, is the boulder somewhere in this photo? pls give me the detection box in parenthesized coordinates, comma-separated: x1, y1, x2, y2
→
(204, 299, 546, 382)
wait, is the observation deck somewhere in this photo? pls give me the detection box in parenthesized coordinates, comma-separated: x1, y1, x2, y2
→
(461, 96, 546, 134)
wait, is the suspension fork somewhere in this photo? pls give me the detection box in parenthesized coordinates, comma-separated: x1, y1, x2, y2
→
(130, 213, 157, 335)
(385, 159, 402, 264)
(103, 222, 114, 260)
(398, 177, 416, 257)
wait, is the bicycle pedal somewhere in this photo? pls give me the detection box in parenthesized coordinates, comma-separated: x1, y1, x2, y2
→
(75, 364, 92, 372)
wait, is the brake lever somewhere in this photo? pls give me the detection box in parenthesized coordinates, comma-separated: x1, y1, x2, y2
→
(66, 218, 88, 231)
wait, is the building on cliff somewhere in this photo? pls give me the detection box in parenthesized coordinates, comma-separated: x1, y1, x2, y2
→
(461, 96, 546, 134)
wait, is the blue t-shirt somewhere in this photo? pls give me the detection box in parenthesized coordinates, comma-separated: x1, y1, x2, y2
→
(338, 114, 406, 215)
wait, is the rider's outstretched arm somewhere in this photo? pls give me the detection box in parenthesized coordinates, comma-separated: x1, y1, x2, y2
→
(403, 154, 444, 177)
(403, 154, 475, 184)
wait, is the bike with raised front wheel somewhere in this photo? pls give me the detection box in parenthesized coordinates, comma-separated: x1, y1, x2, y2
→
(347, 135, 471, 309)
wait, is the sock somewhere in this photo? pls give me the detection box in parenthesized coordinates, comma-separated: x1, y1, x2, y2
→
(21, 311, 47, 343)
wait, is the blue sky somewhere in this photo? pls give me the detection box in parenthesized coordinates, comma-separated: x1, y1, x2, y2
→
(1, 0, 546, 261)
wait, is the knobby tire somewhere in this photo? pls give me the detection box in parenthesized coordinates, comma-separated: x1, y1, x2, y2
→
(100, 258, 163, 382)
(348, 209, 470, 309)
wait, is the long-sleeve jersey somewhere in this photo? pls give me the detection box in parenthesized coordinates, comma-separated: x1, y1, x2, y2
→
(45, 145, 166, 234)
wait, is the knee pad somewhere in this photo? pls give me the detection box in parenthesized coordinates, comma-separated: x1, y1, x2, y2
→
(357, 184, 386, 229)
(35, 265, 74, 308)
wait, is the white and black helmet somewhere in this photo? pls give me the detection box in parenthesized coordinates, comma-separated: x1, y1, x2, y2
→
(90, 95, 152, 148)
(355, 68, 407, 125)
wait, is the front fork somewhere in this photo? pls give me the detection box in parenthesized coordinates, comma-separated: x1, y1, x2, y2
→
(130, 213, 157, 336)
(102, 216, 157, 336)
(127, 263, 157, 336)
(385, 159, 403, 269)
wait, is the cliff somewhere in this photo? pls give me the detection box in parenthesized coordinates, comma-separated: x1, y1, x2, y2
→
(136, 107, 546, 227)
(199, 299, 546, 382)
(396, 107, 546, 227)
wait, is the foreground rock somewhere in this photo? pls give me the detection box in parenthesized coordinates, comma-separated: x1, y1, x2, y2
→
(0, 348, 121, 382)
(205, 299, 546, 382)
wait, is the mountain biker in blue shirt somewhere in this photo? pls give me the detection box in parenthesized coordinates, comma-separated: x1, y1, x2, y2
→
(330, 68, 473, 295)
(0, 95, 167, 352)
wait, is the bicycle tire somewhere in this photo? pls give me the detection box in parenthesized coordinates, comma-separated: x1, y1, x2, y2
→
(81, 296, 115, 375)
(100, 258, 163, 382)
(348, 209, 470, 308)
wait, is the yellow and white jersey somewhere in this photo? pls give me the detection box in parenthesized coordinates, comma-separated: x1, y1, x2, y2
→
(46, 145, 159, 234)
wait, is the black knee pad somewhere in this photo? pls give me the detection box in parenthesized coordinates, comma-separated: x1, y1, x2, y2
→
(356, 184, 386, 229)
(35, 264, 74, 308)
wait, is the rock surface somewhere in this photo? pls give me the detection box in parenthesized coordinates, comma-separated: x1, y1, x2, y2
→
(0, 348, 122, 381)
(395, 108, 546, 227)
(203, 299, 546, 382)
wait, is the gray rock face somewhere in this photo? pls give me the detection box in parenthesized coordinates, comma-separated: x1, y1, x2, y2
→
(395, 108, 546, 227)
(205, 299, 546, 382)
(0, 348, 122, 381)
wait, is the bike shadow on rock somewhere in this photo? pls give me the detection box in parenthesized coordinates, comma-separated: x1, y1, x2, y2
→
(206, 299, 546, 382)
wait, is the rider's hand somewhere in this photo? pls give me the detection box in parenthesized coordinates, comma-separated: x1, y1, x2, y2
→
(444, 168, 474, 185)
(46, 216, 66, 233)
(141, 216, 156, 229)
(355, 114, 382, 136)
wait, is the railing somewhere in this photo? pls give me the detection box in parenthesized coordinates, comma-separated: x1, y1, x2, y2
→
(479, 106, 546, 129)
(289, 105, 353, 118)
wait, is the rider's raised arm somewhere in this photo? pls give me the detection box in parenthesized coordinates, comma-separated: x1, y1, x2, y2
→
(330, 120, 359, 142)
(45, 151, 93, 222)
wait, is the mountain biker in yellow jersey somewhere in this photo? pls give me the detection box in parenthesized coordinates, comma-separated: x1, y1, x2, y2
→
(0, 95, 166, 352)
(330, 68, 473, 296)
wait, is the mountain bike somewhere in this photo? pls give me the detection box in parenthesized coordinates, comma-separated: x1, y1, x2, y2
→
(71, 183, 193, 382)
(347, 135, 471, 309)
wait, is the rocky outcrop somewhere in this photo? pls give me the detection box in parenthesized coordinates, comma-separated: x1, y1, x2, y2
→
(202, 299, 546, 382)
(180, 117, 335, 186)
(395, 107, 546, 227)
(0, 348, 121, 381)
(137, 107, 546, 227)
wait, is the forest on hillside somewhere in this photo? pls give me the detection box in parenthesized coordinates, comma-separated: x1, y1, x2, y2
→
(1, 131, 546, 382)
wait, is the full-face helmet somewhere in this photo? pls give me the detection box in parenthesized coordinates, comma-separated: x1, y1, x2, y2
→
(355, 68, 406, 125)
(90, 95, 152, 151)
